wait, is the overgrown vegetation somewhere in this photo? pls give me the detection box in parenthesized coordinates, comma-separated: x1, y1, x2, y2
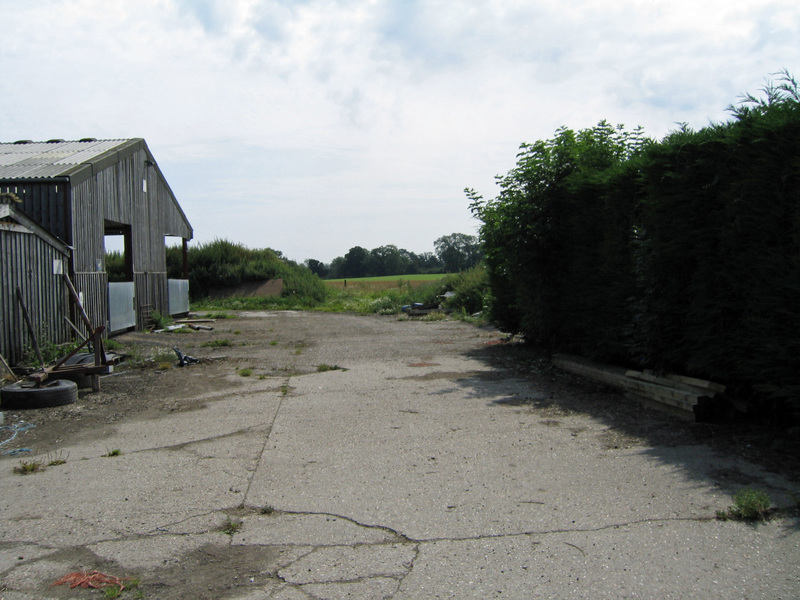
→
(469, 70, 800, 417)
(166, 239, 327, 303)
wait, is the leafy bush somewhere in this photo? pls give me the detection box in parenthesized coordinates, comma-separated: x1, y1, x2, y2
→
(440, 263, 490, 316)
(166, 239, 327, 304)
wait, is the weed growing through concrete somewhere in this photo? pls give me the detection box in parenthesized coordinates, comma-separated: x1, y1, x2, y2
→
(47, 450, 69, 466)
(101, 576, 141, 599)
(280, 385, 290, 396)
(13, 460, 44, 475)
(270, 340, 279, 346)
(317, 364, 346, 372)
(717, 488, 772, 521)
(238, 368, 253, 377)
(221, 516, 243, 535)
(104, 449, 123, 457)
(260, 504, 276, 515)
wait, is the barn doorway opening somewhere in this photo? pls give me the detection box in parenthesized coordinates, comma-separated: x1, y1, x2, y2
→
(104, 221, 133, 282)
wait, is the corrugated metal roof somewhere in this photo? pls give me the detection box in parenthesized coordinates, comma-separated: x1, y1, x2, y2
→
(0, 139, 134, 179)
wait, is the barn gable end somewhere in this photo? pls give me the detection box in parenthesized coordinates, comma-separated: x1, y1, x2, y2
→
(0, 139, 193, 365)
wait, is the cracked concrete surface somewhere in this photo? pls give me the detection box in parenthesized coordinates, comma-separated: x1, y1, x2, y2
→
(1, 312, 798, 599)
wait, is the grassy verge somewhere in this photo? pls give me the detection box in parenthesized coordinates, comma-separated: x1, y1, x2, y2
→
(190, 265, 490, 324)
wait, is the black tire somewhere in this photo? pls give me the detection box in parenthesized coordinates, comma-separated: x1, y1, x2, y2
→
(1, 379, 78, 409)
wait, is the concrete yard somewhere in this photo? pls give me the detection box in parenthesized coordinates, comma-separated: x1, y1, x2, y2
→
(1, 311, 798, 599)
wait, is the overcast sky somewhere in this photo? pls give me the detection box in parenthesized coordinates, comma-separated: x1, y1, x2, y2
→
(2, 1, 797, 263)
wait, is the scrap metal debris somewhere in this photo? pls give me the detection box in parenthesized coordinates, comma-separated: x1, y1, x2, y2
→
(173, 347, 200, 367)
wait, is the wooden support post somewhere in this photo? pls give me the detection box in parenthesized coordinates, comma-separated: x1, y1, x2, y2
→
(16, 287, 44, 368)
(64, 316, 88, 342)
(62, 273, 94, 332)
(0, 352, 17, 382)
(182, 238, 189, 279)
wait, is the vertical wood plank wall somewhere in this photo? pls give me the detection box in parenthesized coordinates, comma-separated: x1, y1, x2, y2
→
(0, 229, 69, 364)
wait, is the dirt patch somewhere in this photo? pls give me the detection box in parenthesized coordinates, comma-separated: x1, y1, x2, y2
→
(138, 544, 283, 600)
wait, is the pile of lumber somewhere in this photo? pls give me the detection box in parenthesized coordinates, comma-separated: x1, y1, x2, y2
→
(552, 354, 726, 420)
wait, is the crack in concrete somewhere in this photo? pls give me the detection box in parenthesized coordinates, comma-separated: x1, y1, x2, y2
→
(242, 376, 291, 505)
(407, 514, 720, 544)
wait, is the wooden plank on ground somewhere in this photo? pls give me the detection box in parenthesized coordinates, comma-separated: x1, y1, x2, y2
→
(553, 354, 724, 419)
(552, 354, 630, 388)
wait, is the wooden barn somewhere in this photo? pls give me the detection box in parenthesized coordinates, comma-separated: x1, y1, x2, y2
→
(0, 138, 193, 365)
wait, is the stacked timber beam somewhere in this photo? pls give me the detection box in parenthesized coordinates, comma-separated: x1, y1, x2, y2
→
(552, 354, 726, 420)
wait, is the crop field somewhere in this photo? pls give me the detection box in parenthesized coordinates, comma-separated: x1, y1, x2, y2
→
(324, 274, 446, 290)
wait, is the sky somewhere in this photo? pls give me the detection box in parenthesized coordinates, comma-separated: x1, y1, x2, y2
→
(2, 0, 798, 264)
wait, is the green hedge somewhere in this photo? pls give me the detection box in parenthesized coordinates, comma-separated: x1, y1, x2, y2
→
(472, 75, 800, 414)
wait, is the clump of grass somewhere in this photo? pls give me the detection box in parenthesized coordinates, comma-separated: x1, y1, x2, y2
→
(149, 349, 176, 371)
(101, 577, 141, 599)
(280, 385, 290, 396)
(104, 448, 123, 457)
(13, 460, 44, 475)
(260, 504, 276, 515)
(151, 310, 172, 330)
(104, 338, 124, 350)
(238, 368, 253, 377)
(420, 312, 448, 322)
(201, 339, 232, 348)
(202, 312, 235, 319)
(317, 364, 346, 372)
(103, 586, 123, 599)
(269, 340, 279, 346)
(47, 450, 69, 466)
(717, 488, 772, 521)
(220, 515, 243, 535)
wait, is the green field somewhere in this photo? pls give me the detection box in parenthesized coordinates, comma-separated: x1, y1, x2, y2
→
(325, 274, 446, 289)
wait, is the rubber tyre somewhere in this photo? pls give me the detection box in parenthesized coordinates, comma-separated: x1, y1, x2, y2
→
(1, 379, 78, 409)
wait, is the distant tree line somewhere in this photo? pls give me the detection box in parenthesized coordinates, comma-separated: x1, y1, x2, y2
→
(304, 233, 482, 279)
(470, 70, 800, 415)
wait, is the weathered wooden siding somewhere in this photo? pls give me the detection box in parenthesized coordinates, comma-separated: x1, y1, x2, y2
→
(134, 272, 169, 325)
(2, 139, 192, 347)
(0, 182, 68, 240)
(69, 142, 192, 332)
(0, 229, 69, 364)
(71, 272, 108, 338)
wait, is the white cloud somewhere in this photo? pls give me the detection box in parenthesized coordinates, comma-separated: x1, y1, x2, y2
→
(1, 0, 798, 261)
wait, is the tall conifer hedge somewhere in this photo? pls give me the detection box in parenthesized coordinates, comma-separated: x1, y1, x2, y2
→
(472, 73, 800, 414)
